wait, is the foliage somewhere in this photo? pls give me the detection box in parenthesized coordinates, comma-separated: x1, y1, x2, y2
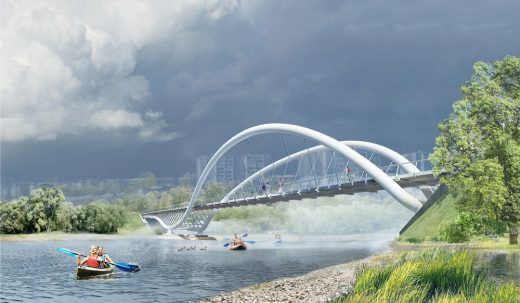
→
(430, 55, 520, 244)
(203, 182, 229, 204)
(83, 202, 126, 233)
(335, 249, 520, 303)
(114, 193, 155, 212)
(25, 188, 67, 232)
(399, 193, 458, 242)
(117, 212, 146, 234)
(0, 188, 127, 234)
(178, 172, 196, 186)
(170, 185, 193, 208)
(0, 199, 27, 233)
(439, 219, 472, 243)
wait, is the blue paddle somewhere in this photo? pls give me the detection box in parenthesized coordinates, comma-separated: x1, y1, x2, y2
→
(56, 248, 140, 273)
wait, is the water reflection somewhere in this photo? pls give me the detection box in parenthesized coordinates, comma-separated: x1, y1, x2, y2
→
(475, 250, 520, 285)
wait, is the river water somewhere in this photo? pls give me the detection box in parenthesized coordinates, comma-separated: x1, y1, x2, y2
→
(0, 233, 392, 303)
(0, 234, 518, 303)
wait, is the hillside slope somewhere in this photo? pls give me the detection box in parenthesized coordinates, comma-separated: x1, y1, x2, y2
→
(399, 187, 458, 242)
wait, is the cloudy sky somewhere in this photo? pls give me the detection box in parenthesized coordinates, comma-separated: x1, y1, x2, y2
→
(1, 0, 519, 182)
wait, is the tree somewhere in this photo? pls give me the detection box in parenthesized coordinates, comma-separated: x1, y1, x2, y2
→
(178, 172, 196, 186)
(169, 185, 193, 208)
(431, 55, 520, 244)
(157, 191, 172, 209)
(25, 188, 66, 232)
(0, 200, 27, 233)
(83, 202, 126, 233)
(203, 182, 229, 203)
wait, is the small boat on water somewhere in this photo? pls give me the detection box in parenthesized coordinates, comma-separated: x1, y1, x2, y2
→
(229, 243, 247, 250)
(77, 266, 114, 279)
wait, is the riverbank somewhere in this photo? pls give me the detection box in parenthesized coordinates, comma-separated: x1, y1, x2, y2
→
(198, 252, 396, 303)
(198, 241, 520, 303)
(0, 229, 158, 242)
(392, 237, 520, 250)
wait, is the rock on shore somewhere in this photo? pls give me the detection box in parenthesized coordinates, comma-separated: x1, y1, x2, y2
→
(198, 255, 389, 303)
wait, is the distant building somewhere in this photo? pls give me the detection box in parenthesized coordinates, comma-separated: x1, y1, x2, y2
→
(402, 151, 429, 171)
(196, 155, 235, 183)
(242, 154, 270, 177)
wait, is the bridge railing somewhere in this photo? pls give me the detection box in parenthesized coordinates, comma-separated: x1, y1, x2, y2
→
(222, 158, 432, 202)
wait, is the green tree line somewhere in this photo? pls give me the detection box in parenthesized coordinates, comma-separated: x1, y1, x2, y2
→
(0, 188, 127, 234)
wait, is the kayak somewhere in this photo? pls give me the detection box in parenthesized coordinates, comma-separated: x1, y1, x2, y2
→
(77, 266, 114, 278)
(229, 244, 247, 250)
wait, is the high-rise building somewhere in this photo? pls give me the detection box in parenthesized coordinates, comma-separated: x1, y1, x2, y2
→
(215, 155, 235, 183)
(196, 155, 235, 183)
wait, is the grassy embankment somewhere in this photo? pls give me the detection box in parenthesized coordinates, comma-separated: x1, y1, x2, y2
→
(334, 249, 520, 303)
(398, 192, 520, 249)
(399, 192, 458, 243)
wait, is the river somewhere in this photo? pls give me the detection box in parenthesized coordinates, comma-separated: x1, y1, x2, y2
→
(0, 233, 518, 303)
(0, 233, 392, 303)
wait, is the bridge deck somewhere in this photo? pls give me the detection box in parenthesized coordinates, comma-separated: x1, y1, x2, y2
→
(141, 171, 438, 216)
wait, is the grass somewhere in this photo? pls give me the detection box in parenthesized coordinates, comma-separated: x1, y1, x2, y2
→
(334, 249, 520, 303)
(392, 237, 520, 250)
(399, 193, 459, 242)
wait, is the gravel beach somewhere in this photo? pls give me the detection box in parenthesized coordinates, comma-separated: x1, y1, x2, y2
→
(198, 254, 392, 303)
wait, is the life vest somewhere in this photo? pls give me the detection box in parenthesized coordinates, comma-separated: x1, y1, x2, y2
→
(85, 256, 100, 268)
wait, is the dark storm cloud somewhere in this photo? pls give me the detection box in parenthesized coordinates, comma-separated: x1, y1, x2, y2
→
(2, 0, 520, 181)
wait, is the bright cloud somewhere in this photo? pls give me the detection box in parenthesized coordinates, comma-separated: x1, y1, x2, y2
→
(0, 0, 242, 143)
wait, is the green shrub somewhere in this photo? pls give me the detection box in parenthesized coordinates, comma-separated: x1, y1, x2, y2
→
(439, 220, 472, 243)
(83, 202, 126, 233)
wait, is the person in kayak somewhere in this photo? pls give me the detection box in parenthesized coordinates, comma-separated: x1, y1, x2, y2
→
(231, 234, 245, 246)
(77, 245, 101, 268)
(97, 246, 114, 268)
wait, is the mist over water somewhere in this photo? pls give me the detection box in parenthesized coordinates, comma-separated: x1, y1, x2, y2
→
(207, 193, 415, 235)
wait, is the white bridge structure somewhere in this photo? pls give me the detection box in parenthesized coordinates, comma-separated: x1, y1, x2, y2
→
(141, 124, 438, 234)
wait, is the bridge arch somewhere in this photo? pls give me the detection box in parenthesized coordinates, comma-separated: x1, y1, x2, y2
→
(222, 140, 422, 204)
(167, 123, 423, 231)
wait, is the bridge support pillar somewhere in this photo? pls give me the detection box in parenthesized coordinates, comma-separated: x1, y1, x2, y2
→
(165, 229, 173, 235)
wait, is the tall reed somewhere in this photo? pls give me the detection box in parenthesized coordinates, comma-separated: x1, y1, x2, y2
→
(335, 249, 519, 303)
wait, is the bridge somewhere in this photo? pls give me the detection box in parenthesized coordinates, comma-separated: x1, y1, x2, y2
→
(141, 123, 439, 234)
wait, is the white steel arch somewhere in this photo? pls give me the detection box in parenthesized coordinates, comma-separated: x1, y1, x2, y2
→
(169, 123, 423, 230)
(221, 140, 420, 204)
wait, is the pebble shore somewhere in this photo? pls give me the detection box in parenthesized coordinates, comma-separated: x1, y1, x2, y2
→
(198, 254, 392, 303)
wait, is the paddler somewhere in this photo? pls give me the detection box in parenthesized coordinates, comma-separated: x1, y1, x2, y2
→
(97, 246, 114, 268)
(77, 245, 101, 268)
